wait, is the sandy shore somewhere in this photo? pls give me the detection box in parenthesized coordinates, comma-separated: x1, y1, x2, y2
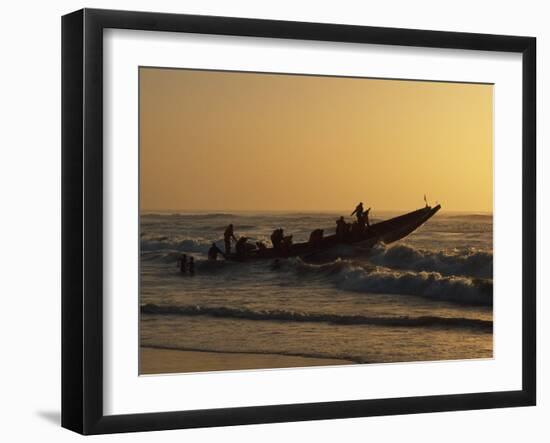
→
(140, 347, 352, 374)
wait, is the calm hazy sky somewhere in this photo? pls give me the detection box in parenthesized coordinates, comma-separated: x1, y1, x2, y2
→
(140, 68, 493, 212)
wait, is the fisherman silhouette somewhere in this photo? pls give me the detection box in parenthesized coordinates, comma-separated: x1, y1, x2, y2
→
(351, 202, 365, 222)
(280, 235, 293, 256)
(224, 224, 237, 255)
(270, 228, 284, 250)
(309, 229, 324, 249)
(188, 256, 195, 275)
(235, 236, 249, 259)
(336, 216, 346, 240)
(177, 254, 187, 273)
(362, 207, 372, 228)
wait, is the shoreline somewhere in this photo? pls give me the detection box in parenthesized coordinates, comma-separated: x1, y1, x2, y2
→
(140, 346, 354, 375)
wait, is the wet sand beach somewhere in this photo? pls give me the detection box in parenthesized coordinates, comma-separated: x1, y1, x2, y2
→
(140, 347, 353, 375)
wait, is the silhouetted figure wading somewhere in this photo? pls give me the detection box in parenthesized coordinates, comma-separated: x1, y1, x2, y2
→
(224, 224, 237, 255)
(177, 254, 187, 273)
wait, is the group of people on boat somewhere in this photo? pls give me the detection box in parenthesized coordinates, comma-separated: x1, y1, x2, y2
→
(204, 201, 371, 261)
(333, 202, 371, 241)
(270, 228, 294, 255)
(340, 201, 371, 238)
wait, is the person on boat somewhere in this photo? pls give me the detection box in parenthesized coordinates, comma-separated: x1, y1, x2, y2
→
(177, 254, 187, 273)
(336, 216, 346, 240)
(309, 229, 324, 249)
(224, 224, 237, 254)
(343, 221, 351, 238)
(188, 256, 195, 275)
(208, 243, 224, 261)
(282, 235, 293, 255)
(270, 228, 284, 250)
(280, 235, 293, 256)
(359, 207, 371, 229)
(235, 236, 249, 259)
(350, 221, 362, 239)
(351, 202, 365, 222)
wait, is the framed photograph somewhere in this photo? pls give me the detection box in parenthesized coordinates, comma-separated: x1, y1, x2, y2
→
(61, 8, 536, 435)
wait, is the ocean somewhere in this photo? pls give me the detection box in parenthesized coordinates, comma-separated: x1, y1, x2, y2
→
(140, 210, 493, 370)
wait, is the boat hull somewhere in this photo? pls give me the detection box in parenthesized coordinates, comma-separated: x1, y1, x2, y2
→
(226, 204, 441, 261)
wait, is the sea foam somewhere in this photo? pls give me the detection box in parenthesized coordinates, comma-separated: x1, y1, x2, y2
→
(367, 243, 493, 278)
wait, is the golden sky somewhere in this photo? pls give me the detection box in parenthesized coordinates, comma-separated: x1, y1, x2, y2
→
(140, 68, 493, 212)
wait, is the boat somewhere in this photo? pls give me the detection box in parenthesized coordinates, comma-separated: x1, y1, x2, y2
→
(224, 204, 441, 261)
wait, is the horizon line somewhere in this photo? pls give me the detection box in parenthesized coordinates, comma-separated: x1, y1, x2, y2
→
(139, 208, 493, 214)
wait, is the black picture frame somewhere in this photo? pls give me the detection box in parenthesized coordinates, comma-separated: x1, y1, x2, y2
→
(62, 8, 536, 435)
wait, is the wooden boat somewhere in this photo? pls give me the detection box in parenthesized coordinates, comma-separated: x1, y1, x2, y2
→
(225, 204, 441, 261)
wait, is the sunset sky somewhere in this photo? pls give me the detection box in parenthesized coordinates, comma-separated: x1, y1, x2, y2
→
(140, 68, 493, 212)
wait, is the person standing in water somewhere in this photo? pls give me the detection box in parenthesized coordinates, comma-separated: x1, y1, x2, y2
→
(224, 224, 237, 255)
(177, 254, 187, 273)
(188, 256, 195, 275)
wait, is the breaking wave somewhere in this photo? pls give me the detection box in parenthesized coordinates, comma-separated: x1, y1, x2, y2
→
(335, 265, 493, 306)
(289, 258, 492, 306)
(141, 303, 492, 331)
(367, 243, 493, 278)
